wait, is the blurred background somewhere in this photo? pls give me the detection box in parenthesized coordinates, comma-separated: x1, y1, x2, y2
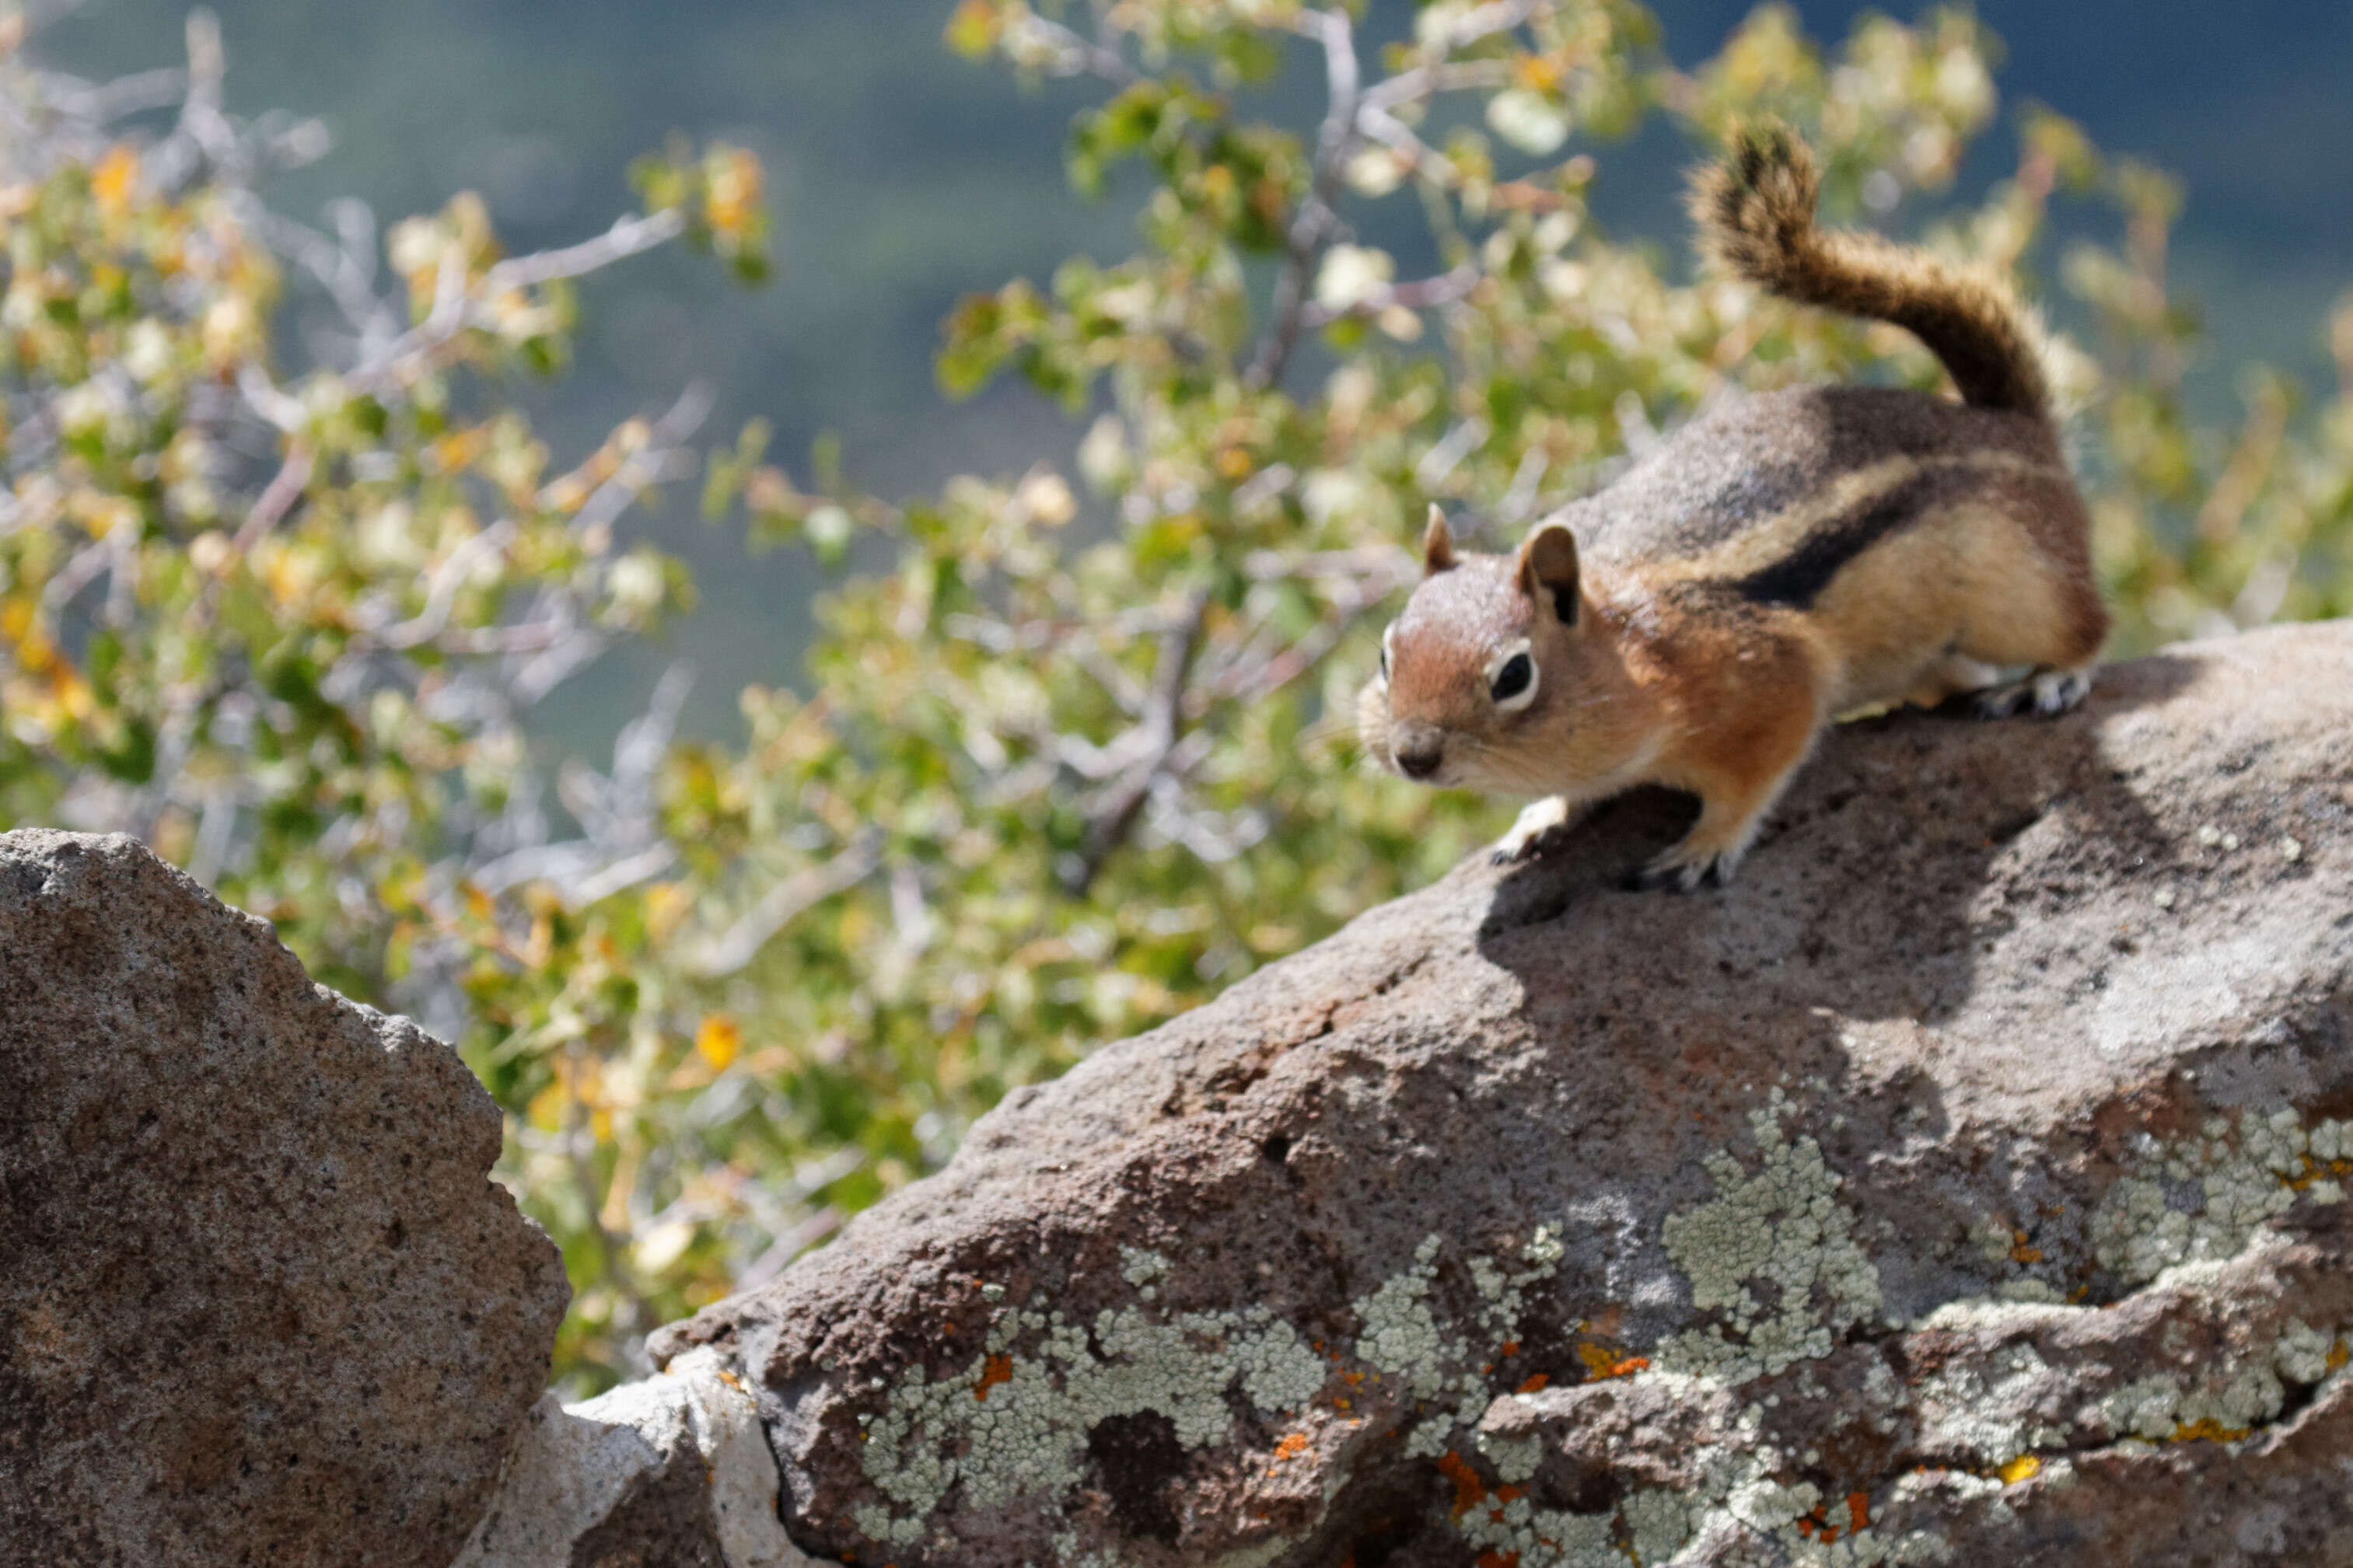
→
(37, 0, 2353, 745)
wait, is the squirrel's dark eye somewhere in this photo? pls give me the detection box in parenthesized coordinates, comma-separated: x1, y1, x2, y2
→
(1490, 651, 1533, 704)
(1379, 642, 1390, 681)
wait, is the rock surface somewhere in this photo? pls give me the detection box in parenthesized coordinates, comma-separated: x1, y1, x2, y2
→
(0, 830, 568, 1568)
(454, 1347, 810, 1568)
(652, 621, 2353, 1568)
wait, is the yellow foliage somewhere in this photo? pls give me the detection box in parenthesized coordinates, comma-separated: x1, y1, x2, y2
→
(695, 1014, 742, 1071)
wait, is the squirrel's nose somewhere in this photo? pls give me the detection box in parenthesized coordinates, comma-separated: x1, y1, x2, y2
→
(1394, 741, 1443, 781)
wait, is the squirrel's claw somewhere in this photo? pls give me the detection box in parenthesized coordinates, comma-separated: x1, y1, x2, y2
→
(1628, 844, 1741, 894)
(1973, 665, 2094, 721)
(1490, 796, 1578, 866)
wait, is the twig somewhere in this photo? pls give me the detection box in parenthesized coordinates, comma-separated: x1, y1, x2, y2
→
(733, 1207, 843, 1292)
(1062, 592, 1209, 894)
(1004, 11, 1140, 85)
(348, 208, 686, 397)
(1245, 9, 1362, 391)
(1299, 259, 1481, 331)
(687, 830, 884, 979)
(232, 442, 312, 552)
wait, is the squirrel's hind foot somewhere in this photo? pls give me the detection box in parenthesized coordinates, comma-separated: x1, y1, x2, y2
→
(1973, 665, 2093, 721)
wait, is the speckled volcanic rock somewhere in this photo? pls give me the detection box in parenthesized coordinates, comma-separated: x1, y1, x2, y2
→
(652, 620, 2353, 1568)
(0, 831, 568, 1568)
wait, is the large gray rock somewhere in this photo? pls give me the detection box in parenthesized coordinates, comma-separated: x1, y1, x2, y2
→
(651, 621, 2353, 1567)
(0, 830, 568, 1567)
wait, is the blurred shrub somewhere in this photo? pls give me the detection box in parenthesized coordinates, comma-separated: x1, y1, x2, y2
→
(6, 2, 2350, 1389)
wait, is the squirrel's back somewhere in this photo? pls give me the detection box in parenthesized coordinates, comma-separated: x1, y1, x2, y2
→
(1690, 121, 2051, 421)
(1559, 383, 2075, 604)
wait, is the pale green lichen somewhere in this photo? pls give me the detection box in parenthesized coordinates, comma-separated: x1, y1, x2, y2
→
(1453, 1489, 1624, 1567)
(1653, 1091, 1883, 1384)
(1914, 1340, 2066, 1468)
(2094, 1358, 2286, 1441)
(1351, 1227, 1564, 1459)
(1474, 1419, 1542, 1486)
(2091, 1109, 2353, 1287)
(852, 1295, 1325, 1550)
(2274, 1318, 2335, 1383)
(1621, 1488, 1692, 1564)
(1352, 1234, 1450, 1398)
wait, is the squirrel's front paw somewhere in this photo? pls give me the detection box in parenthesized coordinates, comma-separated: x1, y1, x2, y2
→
(1490, 796, 1577, 866)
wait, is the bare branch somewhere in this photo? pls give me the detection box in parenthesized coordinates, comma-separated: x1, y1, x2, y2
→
(490, 208, 687, 292)
(1415, 417, 1490, 493)
(231, 442, 312, 552)
(1299, 259, 1481, 331)
(1002, 11, 1140, 85)
(347, 208, 687, 397)
(364, 522, 517, 650)
(566, 843, 680, 906)
(733, 1207, 844, 1293)
(45, 66, 187, 124)
(1245, 9, 1362, 391)
(1062, 591, 1210, 895)
(568, 381, 714, 537)
(687, 830, 884, 980)
(235, 363, 307, 433)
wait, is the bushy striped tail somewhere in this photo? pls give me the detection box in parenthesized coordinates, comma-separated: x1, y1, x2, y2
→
(1690, 120, 2051, 421)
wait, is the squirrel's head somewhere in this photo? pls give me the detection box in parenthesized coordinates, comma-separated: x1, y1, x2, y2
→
(1358, 507, 1632, 794)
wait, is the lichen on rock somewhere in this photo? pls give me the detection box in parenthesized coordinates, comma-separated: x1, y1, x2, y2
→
(1653, 1090, 1883, 1385)
(851, 1283, 1328, 1548)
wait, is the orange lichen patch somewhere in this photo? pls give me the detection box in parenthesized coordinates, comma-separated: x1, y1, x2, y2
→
(1516, 1373, 1550, 1395)
(1474, 1552, 1520, 1568)
(1847, 1491, 1871, 1531)
(1334, 1398, 1352, 1411)
(1796, 1516, 1816, 1538)
(2009, 1231, 2043, 1263)
(1572, 1342, 1647, 1380)
(1998, 1455, 2042, 1484)
(2329, 1339, 2350, 1373)
(1498, 1340, 1520, 1357)
(2172, 1420, 2252, 1443)
(1436, 1450, 1488, 1517)
(973, 1353, 1013, 1402)
(1343, 1371, 1365, 1385)
(1273, 1433, 1311, 1461)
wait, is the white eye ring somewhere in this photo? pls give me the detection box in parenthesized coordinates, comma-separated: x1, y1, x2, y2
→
(1487, 639, 1538, 711)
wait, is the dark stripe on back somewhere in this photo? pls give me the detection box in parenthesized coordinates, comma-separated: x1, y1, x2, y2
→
(1726, 468, 1946, 609)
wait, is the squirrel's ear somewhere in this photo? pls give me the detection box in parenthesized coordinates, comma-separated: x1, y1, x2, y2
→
(1516, 522, 1581, 626)
(1421, 505, 1457, 575)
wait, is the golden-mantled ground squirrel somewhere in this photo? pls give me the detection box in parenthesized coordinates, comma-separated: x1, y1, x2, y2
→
(1358, 123, 2107, 890)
